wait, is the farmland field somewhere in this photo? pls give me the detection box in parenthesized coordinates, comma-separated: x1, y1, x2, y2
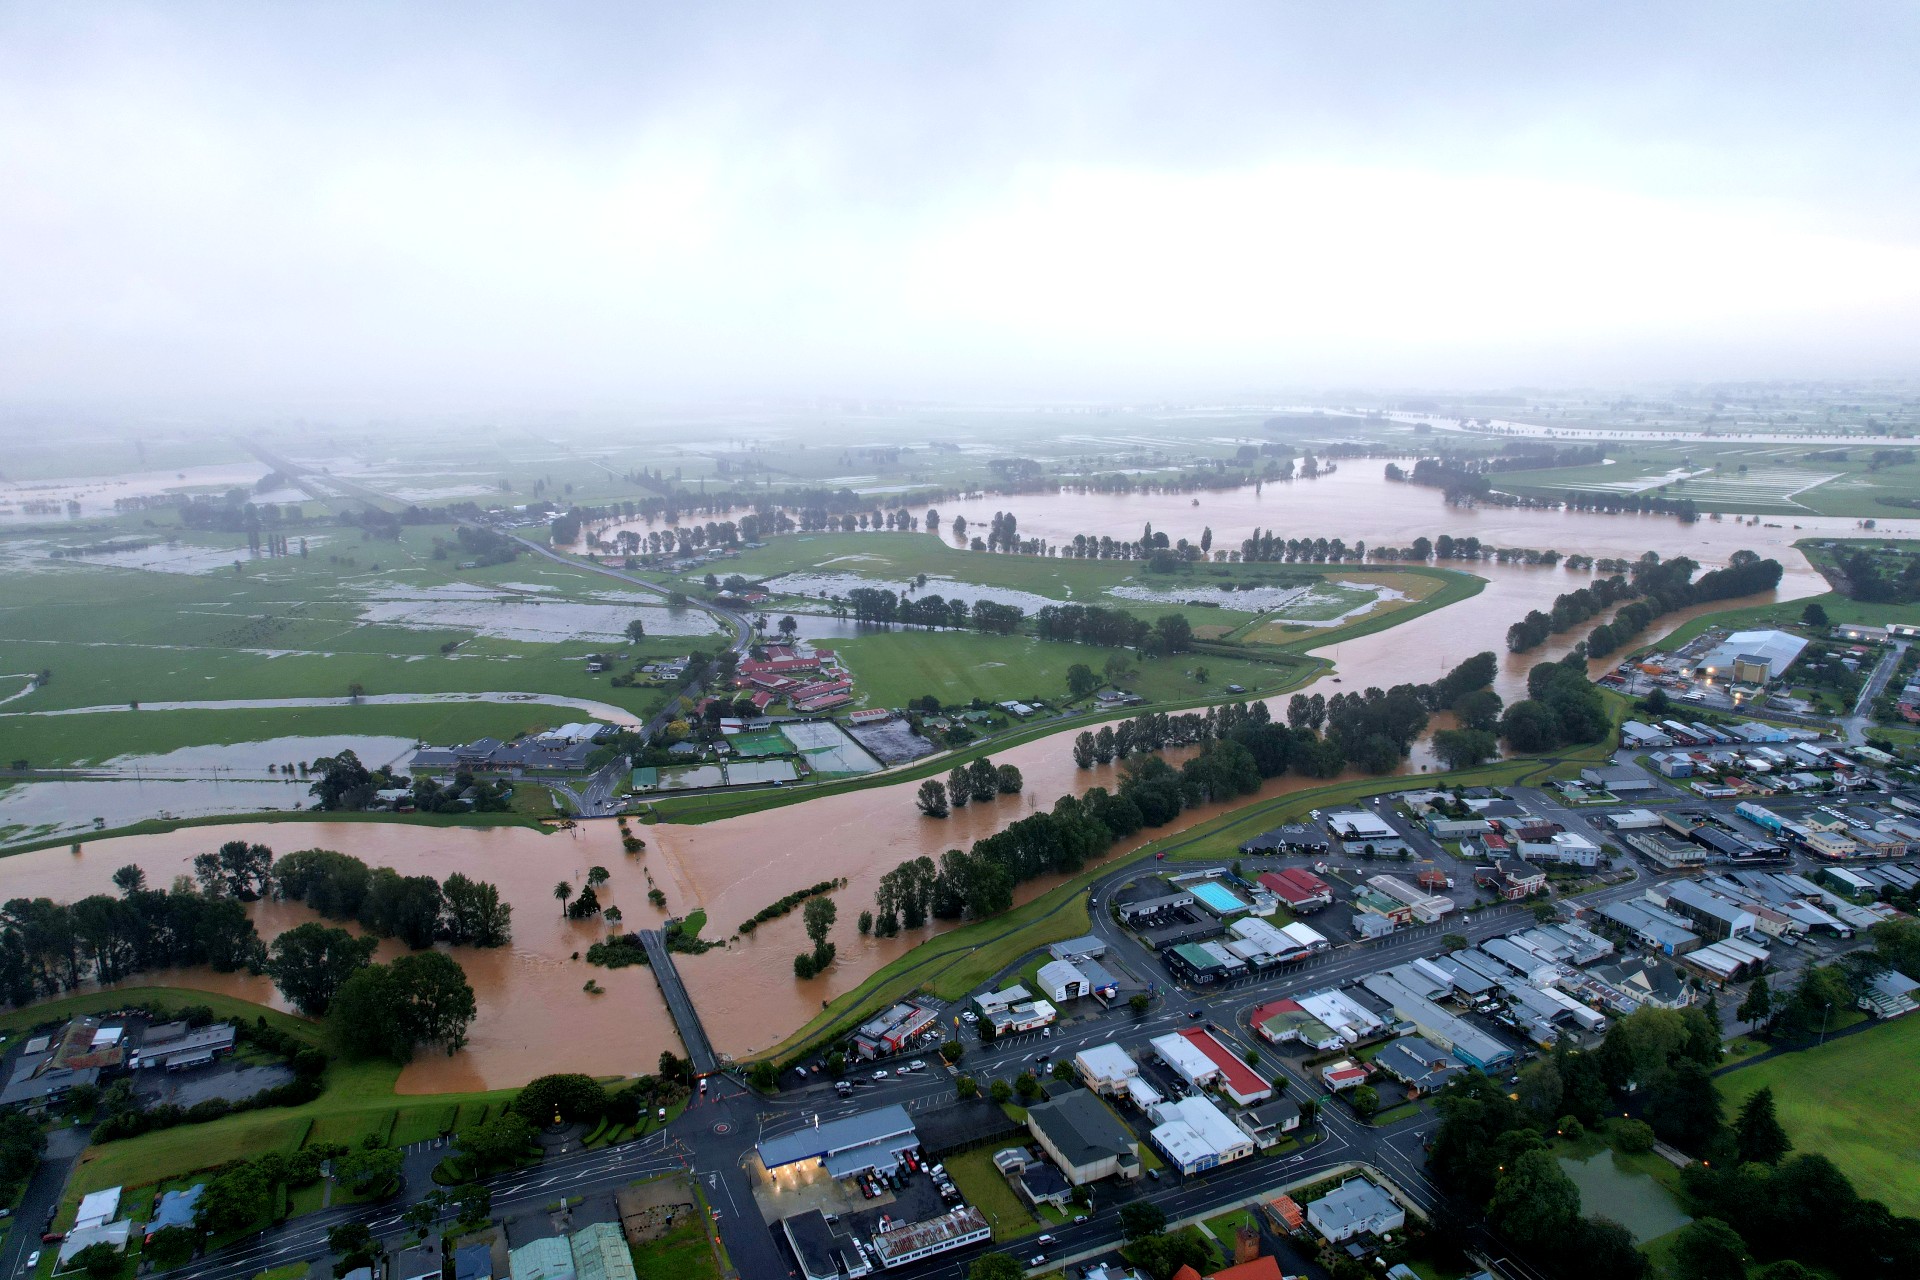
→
(1487, 440, 1920, 516)
(1716, 1016, 1920, 1216)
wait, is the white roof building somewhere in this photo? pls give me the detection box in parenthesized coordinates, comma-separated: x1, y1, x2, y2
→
(1149, 1033, 1223, 1090)
(75, 1187, 122, 1231)
(1295, 990, 1386, 1044)
(1035, 959, 1091, 1002)
(1147, 1096, 1253, 1173)
(1697, 629, 1809, 681)
(1075, 1044, 1139, 1095)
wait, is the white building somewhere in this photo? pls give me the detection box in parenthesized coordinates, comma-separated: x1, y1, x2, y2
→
(1035, 959, 1090, 1002)
(1149, 1033, 1222, 1092)
(1147, 1096, 1253, 1174)
(1307, 1177, 1406, 1243)
(1518, 831, 1603, 868)
(1295, 990, 1385, 1044)
(1075, 1044, 1139, 1096)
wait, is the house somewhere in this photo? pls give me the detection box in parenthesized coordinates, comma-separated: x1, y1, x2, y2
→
(144, 1184, 205, 1243)
(1321, 1061, 1369, 1091)
(456, 1242, 495, 1280)
(1025, 1089, 1143, 1185)
(1307, 1177, 1406, 1243)
(1475, 859, 1545, 900)
(1234, 1096, 1302, 1147)
(1372, 1036, 1465, 1097)
(1249, 998, 1343, 1051)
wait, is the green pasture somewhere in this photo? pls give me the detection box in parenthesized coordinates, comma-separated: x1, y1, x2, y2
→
(831, 630, 1292, 710)
(1716, 1015, 1920, 1217)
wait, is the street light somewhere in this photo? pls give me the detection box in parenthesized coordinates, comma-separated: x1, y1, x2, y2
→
(1818, 1001, 1833, 1046)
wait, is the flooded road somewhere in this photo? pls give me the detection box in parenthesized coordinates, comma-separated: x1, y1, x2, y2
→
(5, 471, 1902, 1086)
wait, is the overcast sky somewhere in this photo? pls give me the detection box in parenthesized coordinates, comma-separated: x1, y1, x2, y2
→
(3, 2, 1918, 411)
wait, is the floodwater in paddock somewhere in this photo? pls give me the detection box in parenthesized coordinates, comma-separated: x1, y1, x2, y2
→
(10, 472, 1906, 1086)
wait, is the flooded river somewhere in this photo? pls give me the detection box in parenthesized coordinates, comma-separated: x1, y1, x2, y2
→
(6, 472, 1909, 1087)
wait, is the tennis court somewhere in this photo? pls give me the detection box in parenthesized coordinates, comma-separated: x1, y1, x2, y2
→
(779, 720, 881, 776)
(727, 727, 792, 757)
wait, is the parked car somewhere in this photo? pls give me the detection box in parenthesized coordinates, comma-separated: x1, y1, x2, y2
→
(1148, 1169, 1161, 1181)
(909, 1059, 927, 1071)
(27, 1253, 41, 1270)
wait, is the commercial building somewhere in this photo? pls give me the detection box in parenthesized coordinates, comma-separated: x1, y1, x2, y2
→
(852, 1003, 938, 1059)
(568, 1223, 635, 1280)
(1025, 1089, 1143, 1185)
(1307, 1178, 1406, 1243)
(1325, 811, 1411, 856)
(1581, 765, 1658, 794)
(1621, 721, 1675, 748)
(1359, 973, 1517, 1071)
(1652, 882, 1758, 940)
(1295, 990, 1386, 1044)
(1075, 1044, 1141, 1097)
(1594, 899, 1700, 955)
(1366, 875, 1454, 922)
(1257, 868, 1333, 912)
(132, 1021, 237, 1070)
(757, 1104, 919, 1180)
(1166, 1028, 1272, 1105)
(1517, 831, 1603, 868)
(1147, 1096, 1254, 1174)
(1249, 998, 1344, 1051)
(1607, 809, 1665, 831)
(1035, 959, 1091, 1002)
(1695, 629, 1808, 682)
(782, 1210, 873, 1280)
(985, 998, 1057, 1036)
(869, 1208, 992, 1270)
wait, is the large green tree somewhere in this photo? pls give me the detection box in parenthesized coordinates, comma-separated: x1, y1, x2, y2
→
(1487, 1150, 1582, 1253)
(265, 922, 377, 1016)
(1670, 1217, 1748, 1280)
(1733, 1087, 1792, 1166)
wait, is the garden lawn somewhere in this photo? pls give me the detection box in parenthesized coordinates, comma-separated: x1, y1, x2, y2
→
(940, 1148, 1039, 1242)
(1716, 1016, 1920, 1217)
(830, 630, 1293, 711)
(631, 1214, 722, 1280)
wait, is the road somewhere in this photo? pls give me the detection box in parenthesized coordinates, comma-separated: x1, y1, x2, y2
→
(1, 1127, 87, 1280)
(1844, 639, 1908, 745)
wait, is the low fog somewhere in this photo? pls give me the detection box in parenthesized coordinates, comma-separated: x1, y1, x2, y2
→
(3, 1, 1919, 411)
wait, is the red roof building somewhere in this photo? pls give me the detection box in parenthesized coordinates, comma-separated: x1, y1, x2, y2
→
(1258, 868, 1332, 911)
(1175, 1027, 1272, 1105)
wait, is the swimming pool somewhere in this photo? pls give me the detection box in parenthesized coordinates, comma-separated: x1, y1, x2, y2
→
(1189, 881, 1248, 914)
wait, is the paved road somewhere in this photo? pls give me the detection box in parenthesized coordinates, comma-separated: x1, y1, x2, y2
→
(1, 1127, 87, 1280)
(1844, 639, 1908, 745)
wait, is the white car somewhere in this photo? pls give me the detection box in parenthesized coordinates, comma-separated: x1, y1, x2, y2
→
(873, 1069, 889, 1079)
(27, 1252, 41, 1269)
(908, 1059, 927, 1071)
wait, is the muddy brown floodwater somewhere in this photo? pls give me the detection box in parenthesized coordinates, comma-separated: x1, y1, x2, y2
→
(14, 472, 1913, 1088)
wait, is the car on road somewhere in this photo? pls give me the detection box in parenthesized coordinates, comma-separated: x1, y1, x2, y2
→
(1073, 1214, 1090, 1224)
(27, 1252, 41, 1270)
(1189, 1008, 1204, 1019)
(873, 1069, 889, 1079)
(909, 1059, 927, 1070)
(1029, 1254, 1048, 1266)
(835, 1081, 854, 1097)
(1038, 1234, 1057, 1245)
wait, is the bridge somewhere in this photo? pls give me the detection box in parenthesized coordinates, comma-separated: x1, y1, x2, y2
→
(638, 929, 720, 1076)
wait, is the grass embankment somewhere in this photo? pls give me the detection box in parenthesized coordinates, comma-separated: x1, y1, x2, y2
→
(0, 988, 516, 1220)
(758, 694, 1627, 1065)
(3, 802, 560, 859)
(1715, 1015, 1920, 1218)
(1239, 567, 1475, 652)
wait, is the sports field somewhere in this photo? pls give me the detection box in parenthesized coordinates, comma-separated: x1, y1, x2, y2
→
(1716, 1015, 1920, 1216)
(1489, 440, 1920, 516)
